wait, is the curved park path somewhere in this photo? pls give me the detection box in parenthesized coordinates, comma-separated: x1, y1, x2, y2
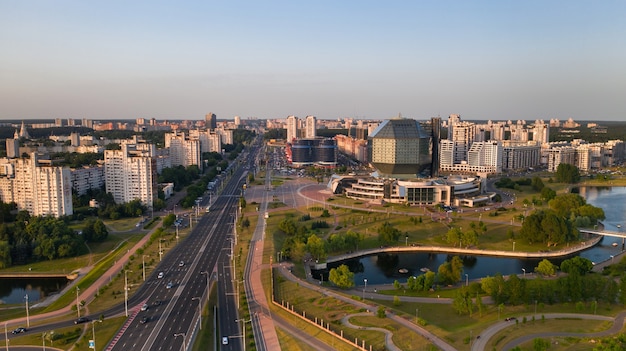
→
(474, 312, 626, 351)
(277, 263, 457, 351)
(341, 312, 402, 351)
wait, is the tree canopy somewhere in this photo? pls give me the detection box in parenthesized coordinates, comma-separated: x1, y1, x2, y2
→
(377, 222, 401, 245)
(328, 264, 355, 289)
(555, 163, 581, 183)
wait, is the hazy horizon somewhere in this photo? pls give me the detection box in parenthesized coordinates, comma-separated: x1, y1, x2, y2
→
(2, 1, 625, 121)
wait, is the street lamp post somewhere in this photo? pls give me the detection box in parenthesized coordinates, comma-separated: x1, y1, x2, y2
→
(175, 223, 180, 245)
(143, 255, 149, 282)
(513, 241, 516, 252)
(415, 308, 419, 323)
(522, 268, 526, 278)
(173, 333, 187, 351)
(363, 279, 367, 300)
(200, 271, 210, 302)
(76, 287, 81, 318)
(4, 322, 9, 351)
(42, 332, 46, 351)
(405, 235, 408, 246)
(192, 297, 202, 330)
(25, 294, 30, 328)
(236, 318, 252, 350)
(465, 274, 468, 287)
(124, 270, 133, 317)
(158, 239, 163, 262)
(91, 319, 102, 350)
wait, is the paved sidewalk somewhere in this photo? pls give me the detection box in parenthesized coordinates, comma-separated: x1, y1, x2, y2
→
(244, 171, 280, 350)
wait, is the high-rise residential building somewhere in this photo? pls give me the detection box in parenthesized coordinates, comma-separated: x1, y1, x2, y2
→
(217, 128, 234, 145)
(531, 120, 550, 144)
(0, 153, 73, 217)
(104, 143, 157, 207)
(448, 115, 476, 164)
(305, 115, 317, 138)
(205, 113, 217, 130)
(467, 141, 503, 174)
(502, 141, 541, 171)
(6, 131, 20, 158)
(188, 129, 222, 153)
(286, 115, 298, 142)
(71, 165, 105, 195)
(439, 140, 455, 168)
(165, 131, 202, 170)
(545, 145, 576, 172)
(70, 132, 80, 147)
(234, 115, 241, 127)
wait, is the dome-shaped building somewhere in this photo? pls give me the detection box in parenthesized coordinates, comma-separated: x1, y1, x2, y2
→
(367, 117, 432, 179)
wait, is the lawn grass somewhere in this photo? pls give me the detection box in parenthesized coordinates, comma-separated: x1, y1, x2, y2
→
(486, 318, 613, 351)
(274, 275, 392, 349)
(8, 315, 126, 351)
(349, 314, 434, 351)
(276, 327, 319, 351)
(191, 284, 217, 351)
(103, 217, 145, 232)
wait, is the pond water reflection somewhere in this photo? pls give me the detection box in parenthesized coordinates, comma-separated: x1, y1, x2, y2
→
(316, 187, 626, 286)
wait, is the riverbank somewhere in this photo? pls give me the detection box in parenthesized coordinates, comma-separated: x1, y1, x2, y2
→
(321, 235, 603, 268)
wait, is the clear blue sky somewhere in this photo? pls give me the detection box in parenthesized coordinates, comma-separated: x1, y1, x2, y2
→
(1, 1, 625, 121)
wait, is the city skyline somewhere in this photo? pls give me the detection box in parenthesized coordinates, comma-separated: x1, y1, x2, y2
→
(1, 1, 625, 121)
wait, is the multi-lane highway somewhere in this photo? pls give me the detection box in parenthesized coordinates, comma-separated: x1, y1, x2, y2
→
(107, 145, 260, 351)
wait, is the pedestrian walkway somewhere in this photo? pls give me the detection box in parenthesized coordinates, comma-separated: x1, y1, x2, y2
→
(244, 174, 280, 351)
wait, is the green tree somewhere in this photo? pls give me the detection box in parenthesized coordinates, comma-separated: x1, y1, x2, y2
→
(540, 187, 556, 201)
(92, 219, 109, 242)
(438, 256, 464, 285)
(377, 306, 386, 318)
(452, 286, 474, 315)
(531, 177, 545, 191)
(377, 222, 401, 245)
(446, 227, 462, 246)
(162, 213, 176, 227)
(0, 241, 11, 268)
(560, 257, 593, 275)
(555, 163, 580, 183)
(535, 259, 557, 276)
(328, 264, 354, 289)
(306, 234, 326, 261)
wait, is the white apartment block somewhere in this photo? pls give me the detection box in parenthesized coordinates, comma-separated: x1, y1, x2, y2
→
(188, 129, 223, 154)
(449, 121, 475, 163)
(502, 141, 541, 171)
(305, 115, 317, 139)
(0, 154, 73, 217)
(286, 115, 298, 142)
(6, 132, 19, 158)
(439, 140, 455, 167)
(165, 131, 202, 170)
(104, 144, 156, 207)
(545, 146, 576, 172)
(541, 139, 624, 172)
(217, 128, 234, 145)
(71, 165, 105, 195)
(467, 141, 502, 174)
